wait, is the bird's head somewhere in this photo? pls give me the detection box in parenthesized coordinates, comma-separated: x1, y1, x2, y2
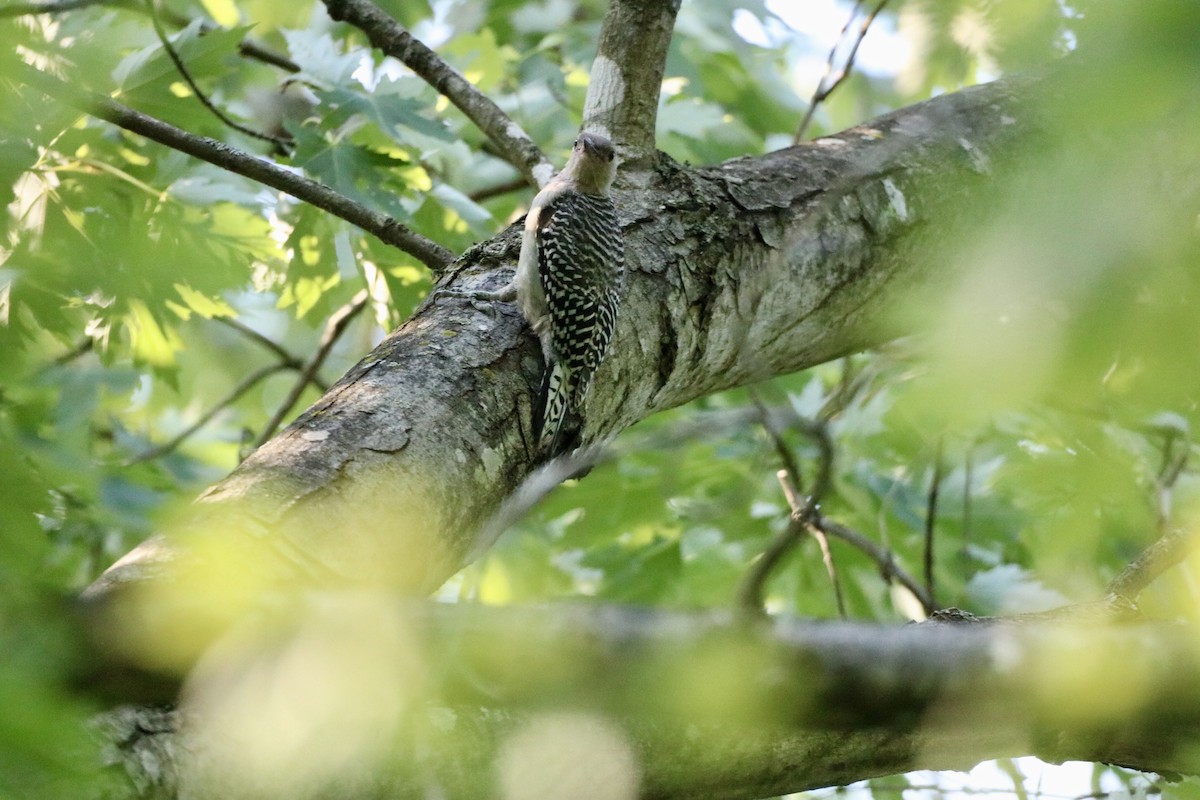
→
(566, 132, 618, 194)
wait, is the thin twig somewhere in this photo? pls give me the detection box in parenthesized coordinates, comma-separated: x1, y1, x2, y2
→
(736, 473, 808, 616)
(780, 472, 848, 619)
(751, 392, 805, 495)
(321, 0, 551, 187)
(144, 0, 290, 147)
(793, 0, 891, 143)
(253, 289, 369, 447)
(817, 516, 936, 615)
(50, 337, 94, 366)
(236, 39, 300, 73)
(817, 356, 878, 424)
(923, 438, 943, 608)
(737, 401, 840, 617)
(1106, 431, 1198, 601)
(124, 362, 291, 464)
(17, 63, 455, 272)
(1104, 532, 1190, 599)
(961, 442, 974, 565)
(148, 4, 301, 73)
(468, 176, 530, 203)
(212, 316, 328, 393)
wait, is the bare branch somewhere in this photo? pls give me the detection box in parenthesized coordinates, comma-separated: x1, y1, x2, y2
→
(794, 0, 891, 143)
(321, 0, 552, 188)
(235, 38, 300, 73)
(738, 403, 841, 617)
(120, 316, 342, 460)
(87, 604, 1200, 795)
(468, 176, 529, 203)
(737, 476, 807, 617)
(125, 362, 292, 465)
(1105, 427, 1196, 601)
(924, 438, 943, 607)
(784, 472, 848, 619)
(144, 0, 290, 148)
(49, 336, 94, 366)
(818, 516, 937, 615)
(16, 63, 455, 271)
(212, 317, 328, 394)
(1106, 527, 1200, 602)
(253, 289, 370, 447)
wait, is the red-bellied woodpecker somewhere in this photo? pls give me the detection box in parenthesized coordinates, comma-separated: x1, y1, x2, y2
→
(449, 132, 624, 456)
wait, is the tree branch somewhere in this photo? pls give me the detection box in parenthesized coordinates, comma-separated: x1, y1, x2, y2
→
(125, 362, 292, 465)
(818, 516, 937, 614)
(1106, 527, 1200, 602)
(88, 603, 1200, 798)
(468, 176, 529, 203)
(15, 63, 455, 272)
(924, 439, 943, 607)
(252, 289, 369, 447)
(738, 402, 840, 617)
(82, 73, 1046, 653)
(588, 0, 682, 167)
(143, 0, 289, 147)
(794, 0, 892, 143)
(213, 316, 326, 392)
(321, 0, 552, 188)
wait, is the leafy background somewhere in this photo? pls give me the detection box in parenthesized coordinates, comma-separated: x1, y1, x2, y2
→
(1, 0, 1199, 797)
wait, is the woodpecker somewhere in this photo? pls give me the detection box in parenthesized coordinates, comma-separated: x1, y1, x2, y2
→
(457, 132, 623, 456)
(521, 132, 623, 455)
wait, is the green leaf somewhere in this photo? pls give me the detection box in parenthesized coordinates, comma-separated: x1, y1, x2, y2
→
(114, 20, 250, 94)
(320, 83, 453, 143)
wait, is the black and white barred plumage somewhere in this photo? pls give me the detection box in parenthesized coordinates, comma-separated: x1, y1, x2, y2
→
(515, 133, 624, 455)
(534, 190, 623, 450)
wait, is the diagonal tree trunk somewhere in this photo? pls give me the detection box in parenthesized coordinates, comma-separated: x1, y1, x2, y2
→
(83, 72, 1041, 654)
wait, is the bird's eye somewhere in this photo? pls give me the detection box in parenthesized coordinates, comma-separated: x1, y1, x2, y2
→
(606, 152, 614, 162)
(573, 138, 580, 147)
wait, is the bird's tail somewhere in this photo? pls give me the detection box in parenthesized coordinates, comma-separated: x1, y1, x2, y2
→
(536, 362, 571, 456)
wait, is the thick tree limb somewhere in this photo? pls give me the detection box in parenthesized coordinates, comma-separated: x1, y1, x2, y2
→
(322, 0, 553, 187)
(77, 76, 1060, 700)
(14, 64, 455, 271)
(587, 0, 682, 166)
(83, 75, 1044, 666)
(95, 603, 1200, 799)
